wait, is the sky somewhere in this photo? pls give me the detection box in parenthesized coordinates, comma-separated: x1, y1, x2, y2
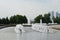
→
(0, 0, 60, 19)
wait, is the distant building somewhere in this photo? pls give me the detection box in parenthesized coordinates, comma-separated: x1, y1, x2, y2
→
(50, 11, 54, 18)
(50, 11, 60, 18)
(56, 12, 60, 17)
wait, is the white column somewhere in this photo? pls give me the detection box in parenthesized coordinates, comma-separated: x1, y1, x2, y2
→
(50, 13, 54, 24)
(27, 18, 30, 24)
(40, 19, 42, 24)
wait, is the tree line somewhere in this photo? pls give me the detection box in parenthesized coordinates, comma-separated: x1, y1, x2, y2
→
(0, 13, 60, 24)
(34, 13, 51, 24)
(34, 13, 60, 24)
(0, 15, 27, 24)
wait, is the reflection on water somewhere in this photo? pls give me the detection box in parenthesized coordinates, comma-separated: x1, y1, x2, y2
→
(16, 27, 60, 40)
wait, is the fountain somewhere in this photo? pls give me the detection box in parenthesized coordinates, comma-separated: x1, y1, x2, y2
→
(27, 18, 30, 25)
(14, 24, 25, 33)
(50, 16, 54, 24)
(40, 19, 42, 24)
(22, 16, 31, 26)
(50, 13, 54, 24)
(22, 16, 32, 27)
(32, 19, 48, 32)
(14, 24, 25, 40)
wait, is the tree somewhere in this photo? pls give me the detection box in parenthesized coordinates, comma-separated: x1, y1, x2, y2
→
(42, 13, 51, 24)
(34, 13, 51, 24)
(34, 15, 42, 23)
(23, 16, 27, 23)
(5, 17, 10, 24)
(10, 15, 16, 24)
(1, 18, 6, 24)
(53, 17, 60, 24)
(0, 19, 2, 24)
(10, 15, 27, 24)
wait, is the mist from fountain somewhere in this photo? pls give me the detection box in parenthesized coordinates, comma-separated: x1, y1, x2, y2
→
(32, 19, 48, 32)
(40, 19, 42, 25)
(27, 18, 30, 25)
(15, 24, 25, 33)
(50, 13, 54, 24)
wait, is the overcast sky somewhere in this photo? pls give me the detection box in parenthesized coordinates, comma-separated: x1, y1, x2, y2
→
(0, 0, 60, 19)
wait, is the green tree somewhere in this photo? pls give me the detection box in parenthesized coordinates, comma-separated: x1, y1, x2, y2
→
(34, 13, 51, 24)
(34, 15, 42, 23)
(10, 15, 27, 24)
(54, 17, 60, 24)
(1, 18, 6, 24)
(0, 19, 2, 24)
(5, 17, 10, 24)
(43, 13, 51, 24)
(10, 15, 16, 24)
(23, 16, 27, 23)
